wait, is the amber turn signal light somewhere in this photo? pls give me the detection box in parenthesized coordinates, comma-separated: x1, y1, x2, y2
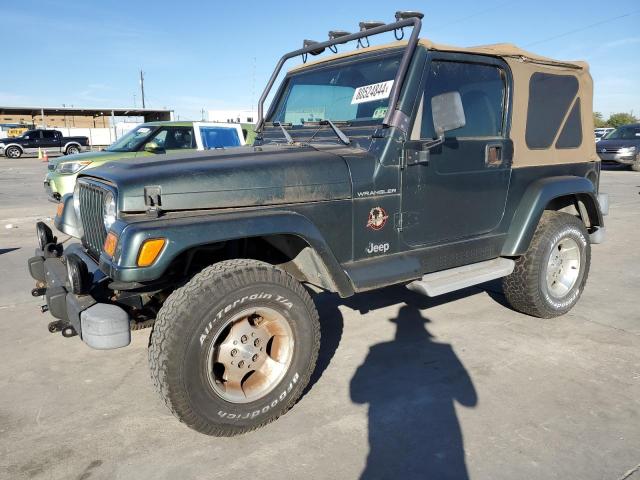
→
(137, 238, 166, 267)
(103, 232, 118, 258)
(56, 202, 64, 217)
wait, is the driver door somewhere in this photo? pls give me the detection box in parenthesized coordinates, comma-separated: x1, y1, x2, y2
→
(400, 55, 512, 248)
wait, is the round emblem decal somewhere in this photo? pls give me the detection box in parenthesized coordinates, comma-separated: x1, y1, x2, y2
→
(367, 206, 389, 231)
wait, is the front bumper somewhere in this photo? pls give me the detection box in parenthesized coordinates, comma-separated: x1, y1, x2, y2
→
(597, 152, 636, 165)
(28, 242, 131, 349)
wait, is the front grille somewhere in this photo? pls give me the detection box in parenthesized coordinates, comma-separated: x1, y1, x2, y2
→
(598, 147, 619, 153)
(78, 181, 109, 258)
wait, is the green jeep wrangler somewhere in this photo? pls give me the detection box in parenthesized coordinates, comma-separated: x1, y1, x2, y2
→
(28, 12, 608, 436)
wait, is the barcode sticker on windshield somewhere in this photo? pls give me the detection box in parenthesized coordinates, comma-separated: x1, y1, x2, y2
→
(351, 80, 394, 104)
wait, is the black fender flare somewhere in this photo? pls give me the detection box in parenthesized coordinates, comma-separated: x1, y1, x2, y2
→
(101, 209, 355, 297)
(501, 175, 603, 256)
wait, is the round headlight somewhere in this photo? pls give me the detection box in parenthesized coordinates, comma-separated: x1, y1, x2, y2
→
(103, 191, 117, 230)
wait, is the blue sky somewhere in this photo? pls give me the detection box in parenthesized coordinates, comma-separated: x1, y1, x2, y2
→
(2, 0, 639, 120)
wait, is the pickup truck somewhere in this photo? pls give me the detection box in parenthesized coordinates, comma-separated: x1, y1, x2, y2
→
(0, 129, 88, 158)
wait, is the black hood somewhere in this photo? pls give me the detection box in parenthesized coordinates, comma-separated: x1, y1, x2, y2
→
(83, 144, 355, 212)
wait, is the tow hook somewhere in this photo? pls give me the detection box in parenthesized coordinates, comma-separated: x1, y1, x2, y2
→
(40, 304, 49, 313)
(61, 326, 77, 338)
(32, 287, 46, 297)
(48, 320, 64, 333)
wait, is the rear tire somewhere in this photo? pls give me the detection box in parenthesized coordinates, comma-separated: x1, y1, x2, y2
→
(5, 146, 21, 158)
(502, 211, 590, 318)
(148, 259, 320, 436)
(65, 144, 80, 155)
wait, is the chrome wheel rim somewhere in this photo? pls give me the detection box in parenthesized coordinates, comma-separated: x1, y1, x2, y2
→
(7, 148, 19, 158)
(546, 237, 581, 298)
(205, 307, 294, 404)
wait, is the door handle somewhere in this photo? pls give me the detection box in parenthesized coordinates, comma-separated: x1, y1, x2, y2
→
(485, 144, 503, 167)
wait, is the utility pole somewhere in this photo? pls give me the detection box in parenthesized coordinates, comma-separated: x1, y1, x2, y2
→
(139, 70, 146, 109)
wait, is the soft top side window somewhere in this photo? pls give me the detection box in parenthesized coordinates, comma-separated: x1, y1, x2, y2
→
(420, 60, 506, 139)
(526, 73, 580, 149)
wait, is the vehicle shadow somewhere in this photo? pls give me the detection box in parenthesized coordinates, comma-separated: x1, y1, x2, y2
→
(306, 283, 492, 395)
(350, 304, 477, 480)
(307, 282, 509, 478)
(0, 248, 20, 255)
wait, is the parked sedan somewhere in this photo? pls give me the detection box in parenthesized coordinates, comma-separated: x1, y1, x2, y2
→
(596, 123, 640, 171)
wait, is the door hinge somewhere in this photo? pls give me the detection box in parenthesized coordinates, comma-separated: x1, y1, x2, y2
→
(395, 212, 404, 231)
(395, 211, 418, 231)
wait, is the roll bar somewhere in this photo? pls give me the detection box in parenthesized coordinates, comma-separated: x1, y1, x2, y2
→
(255, 16, 422, 133)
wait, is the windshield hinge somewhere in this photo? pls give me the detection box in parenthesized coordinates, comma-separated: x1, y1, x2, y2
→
(144, 185, 162, 217)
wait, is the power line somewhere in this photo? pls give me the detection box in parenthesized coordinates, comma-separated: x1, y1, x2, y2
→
(430, 1, 522, 33)
(525, 9, 640, 47)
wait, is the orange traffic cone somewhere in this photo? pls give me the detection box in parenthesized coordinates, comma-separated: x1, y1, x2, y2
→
(42, 150, 48, 163)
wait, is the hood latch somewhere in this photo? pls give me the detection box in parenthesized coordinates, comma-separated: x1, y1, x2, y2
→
(144, 185, 162, 218)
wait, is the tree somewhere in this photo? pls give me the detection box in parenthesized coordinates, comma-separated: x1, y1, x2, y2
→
(607, 112, 637, 128)
(593, 112, 607, 128)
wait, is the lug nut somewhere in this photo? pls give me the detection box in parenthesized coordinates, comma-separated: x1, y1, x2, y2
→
(254, 339, 260, 347)
(252, 354, 258, 362)
(238, 361, 245, 368)
(231, 348, 238, 357)
(241, 335, 248, 344)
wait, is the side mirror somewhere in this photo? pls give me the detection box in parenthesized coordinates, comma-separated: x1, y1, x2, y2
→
(144, 141, 166, 154)
(431, 91, 466, 138)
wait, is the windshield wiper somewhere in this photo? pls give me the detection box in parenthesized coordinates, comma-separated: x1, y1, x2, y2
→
(304, 120, 351, 145)
(322, 120, 350, 145)
(270, 121, 294, 144)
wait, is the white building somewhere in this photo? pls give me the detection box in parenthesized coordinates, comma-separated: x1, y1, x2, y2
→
(208, 109, 257, 124)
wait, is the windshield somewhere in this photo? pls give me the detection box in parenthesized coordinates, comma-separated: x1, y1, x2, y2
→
(270, 52, 402, 126)
(603, 126, 640, 140)
(105, 125, 156, 152)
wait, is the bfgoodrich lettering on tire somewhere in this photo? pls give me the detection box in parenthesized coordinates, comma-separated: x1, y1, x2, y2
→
(502, 211, 591, 318)
(148, 259, 320, 436)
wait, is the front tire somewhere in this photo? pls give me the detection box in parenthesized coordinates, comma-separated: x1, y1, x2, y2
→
(149, 259, 320, 436)
(5, 146, 22, 158)
(502, 211, 591, 318)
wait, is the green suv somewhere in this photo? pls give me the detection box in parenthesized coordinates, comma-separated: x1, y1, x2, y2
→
(30, 12, 608, 436)
(44, 121, 245, 201)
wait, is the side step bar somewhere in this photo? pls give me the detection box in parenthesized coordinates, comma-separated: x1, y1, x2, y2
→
(406, 258, 515, 297)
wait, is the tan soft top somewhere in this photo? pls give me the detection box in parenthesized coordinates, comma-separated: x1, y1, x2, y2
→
(290, 39, 596, 167)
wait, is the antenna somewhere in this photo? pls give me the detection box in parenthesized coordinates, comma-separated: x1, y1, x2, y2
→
(139, 69, 146, 109)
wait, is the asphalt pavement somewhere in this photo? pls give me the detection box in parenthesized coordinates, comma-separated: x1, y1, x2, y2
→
(0, 157, 639, 480)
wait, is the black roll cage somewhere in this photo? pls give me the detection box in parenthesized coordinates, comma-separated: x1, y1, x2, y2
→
(255, 17, 422, 134)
